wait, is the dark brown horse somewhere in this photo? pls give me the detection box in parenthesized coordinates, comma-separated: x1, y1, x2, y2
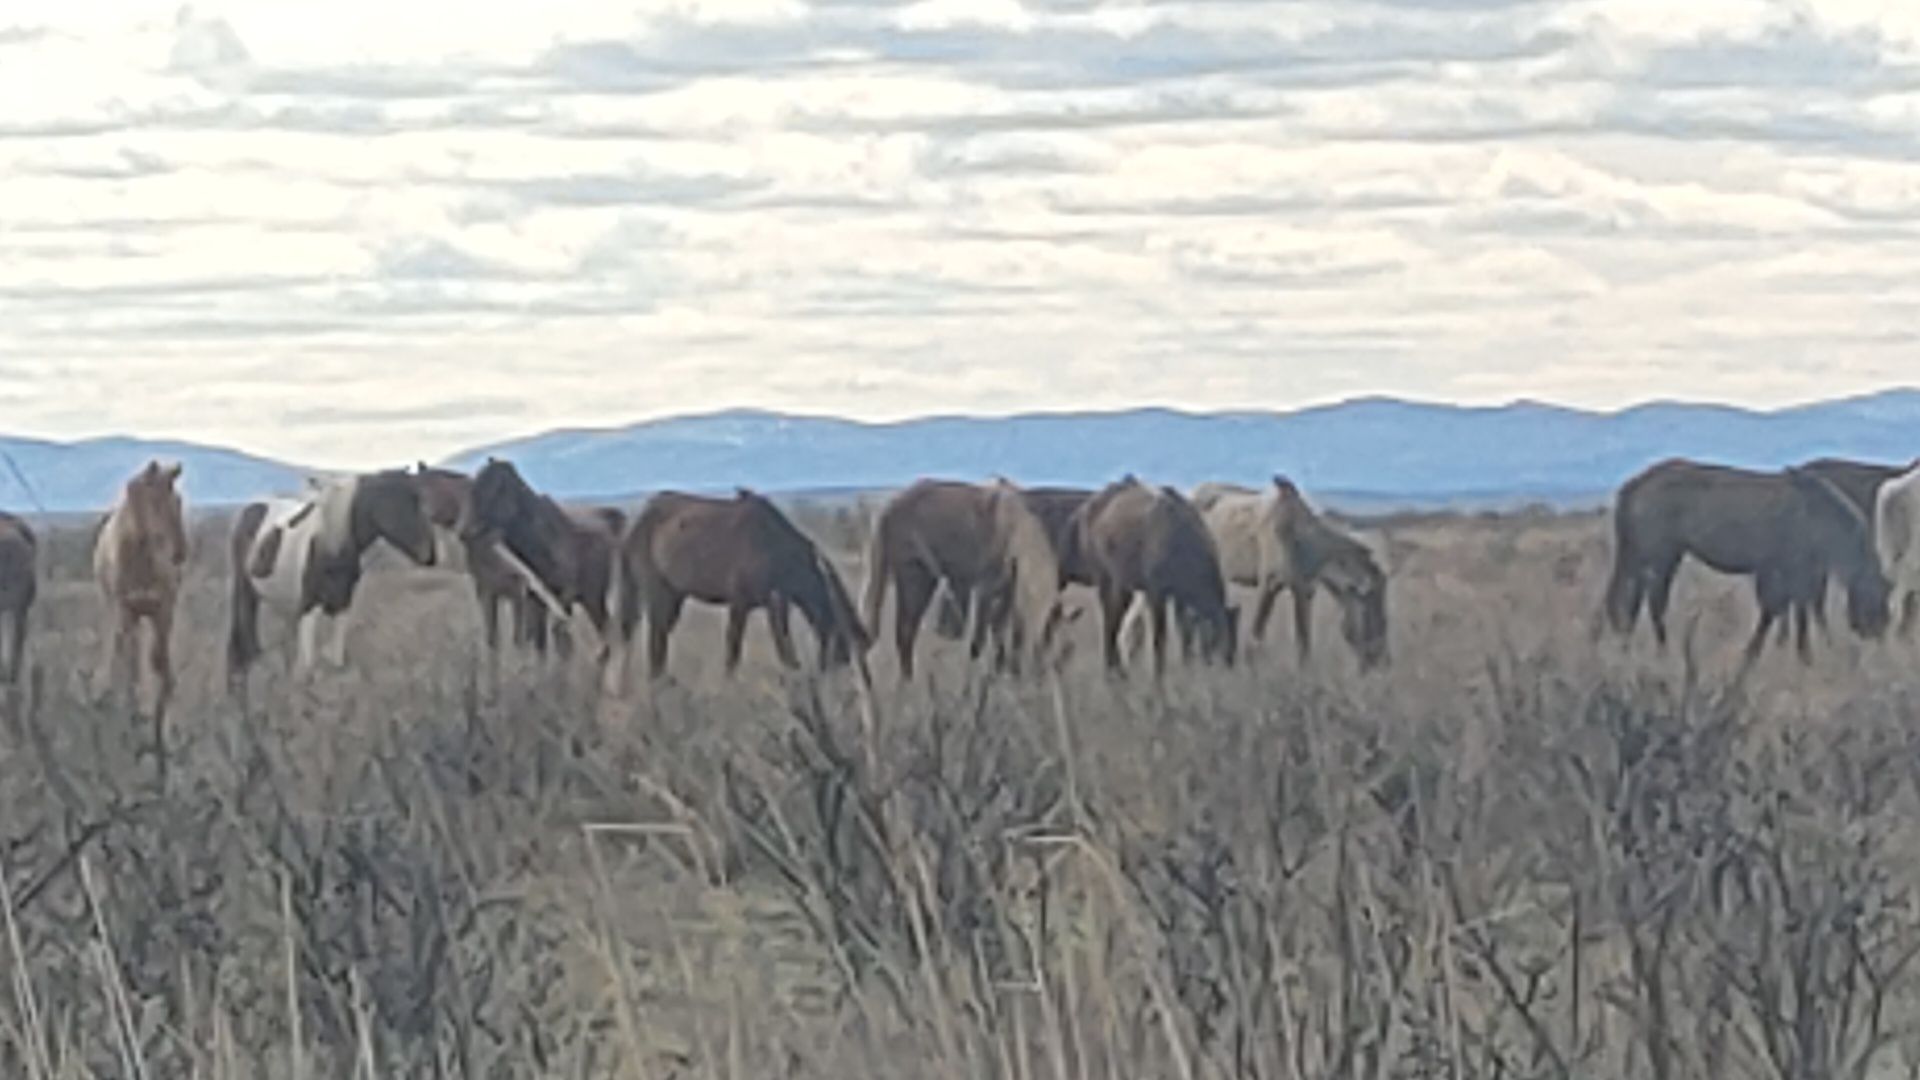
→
(457, 458, 625, 685)
(1785, 457, 1917, 638)
(1603, 458, 1891, 663)
(412, 464, 554, 662)
(0, 512, 36, 685)
(616, 488, 868, 681)
(862, 479, 1065, 679)
(1071, 476, 1238, 677)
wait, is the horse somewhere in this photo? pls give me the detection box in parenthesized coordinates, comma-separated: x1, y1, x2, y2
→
(1784, 457, 1917, 640)
(1873, 462, 1920, 638)
(861, 478, 1066, 680)
(411, 464, 555, 663)
(1602, 458, 1891, 664)
(456, 458, 625, 686)
(92, 461, 188, 729)
(1186, 477, 1389, 669)
(1071, 476, 1238, 677)
(227, 468, 439, 689)
(933, 484, 1093, 639)
(0, 512, 36, 686)
(615, 488, 868, 682)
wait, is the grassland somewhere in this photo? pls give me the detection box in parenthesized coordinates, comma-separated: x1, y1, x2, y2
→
(3, 501, 1920, 1078)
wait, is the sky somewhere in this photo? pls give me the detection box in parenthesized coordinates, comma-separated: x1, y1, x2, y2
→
(2, 1, 1919, 468)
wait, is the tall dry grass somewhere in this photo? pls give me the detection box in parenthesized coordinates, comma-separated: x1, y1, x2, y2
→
(0, 502, 1916, 1077)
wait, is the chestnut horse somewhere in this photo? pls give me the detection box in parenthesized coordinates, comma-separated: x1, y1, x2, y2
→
(0, 512, 36, 685)
(862, 478, 1066, 679)
(93, 461, 188, 735)
(615, 488, 868, 682)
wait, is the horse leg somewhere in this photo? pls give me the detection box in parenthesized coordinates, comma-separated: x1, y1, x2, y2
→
(1098, 585, 1130, 673)
(646, 592, 685, 681)
(325, 610, 351, 669)
(1647, 558, 1681, 650)
(1793, 596, 1813, 662)
(767, 595, 802, 670)
(893, 565, 937, 681)
(295, 610, 321, 682)
(1292, 587, 1316, 664)
(723, 603, 751, 675)
(1251, 580, 1284, 645)
(3, 606, 21, 686)
(1743, 573, 1786, 667)
(1902, 590, 1920, 640)
(1149, 593, 1170, 682)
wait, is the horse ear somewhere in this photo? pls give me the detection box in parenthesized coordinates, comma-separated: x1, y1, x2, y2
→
(164, 461, 182, 481)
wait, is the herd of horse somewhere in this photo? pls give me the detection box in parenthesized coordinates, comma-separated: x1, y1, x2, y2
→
(8, 451, 1920, 720)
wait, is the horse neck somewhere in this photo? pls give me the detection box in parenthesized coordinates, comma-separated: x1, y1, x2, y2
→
(504, 492, 577, 585)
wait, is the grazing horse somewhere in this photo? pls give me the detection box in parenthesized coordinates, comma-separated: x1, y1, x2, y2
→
(227, 469, 439, 688)
(1788, 457, 1916, 639)
(1603, 458, 1891, 663)
(862, 478, 1066, 680)
(1874, 462, 1920, 637)
(1072, 476, 1237, 677)
(0, 512, 36, 685)
(933, 484, 1093, 639)
(1187, 477, 1389, 669)
(616, 488, 868, 681)
(411, 464, 554, 662)
(456, 458, 625, 685)
(92, 461, 188, 717)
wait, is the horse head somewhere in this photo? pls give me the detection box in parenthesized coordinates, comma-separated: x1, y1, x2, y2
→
(1789, 466, 1891, 638)
(355, 471, 437, 567)
(461, 458, 529, 543)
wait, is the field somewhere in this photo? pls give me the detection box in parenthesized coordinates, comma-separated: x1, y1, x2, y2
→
(5, 500, 1920, 1079)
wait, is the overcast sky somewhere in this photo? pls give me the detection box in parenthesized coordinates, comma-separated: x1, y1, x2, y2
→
(3, 1, 1918, 467)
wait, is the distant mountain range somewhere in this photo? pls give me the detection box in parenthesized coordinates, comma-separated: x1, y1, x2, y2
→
(7, 389, 1920, 516)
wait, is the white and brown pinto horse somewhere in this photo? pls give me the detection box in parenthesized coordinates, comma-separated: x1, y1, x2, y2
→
(227, 469, 437, 690)
(93, 460, 189, 725)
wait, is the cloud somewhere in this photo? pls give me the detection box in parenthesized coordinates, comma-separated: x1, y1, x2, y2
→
(0, 1, 1916, 468)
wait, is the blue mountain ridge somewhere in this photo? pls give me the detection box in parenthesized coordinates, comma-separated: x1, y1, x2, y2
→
(5, 389, 1920, 516)
(444, 388, 1920, 509)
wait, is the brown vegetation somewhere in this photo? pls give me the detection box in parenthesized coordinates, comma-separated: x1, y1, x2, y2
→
(0, 500, 1917, 1078)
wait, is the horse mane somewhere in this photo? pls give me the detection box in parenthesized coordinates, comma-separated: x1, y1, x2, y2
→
(1788, 466, 1874, 540)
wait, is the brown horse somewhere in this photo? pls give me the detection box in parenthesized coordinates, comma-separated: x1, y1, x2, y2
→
(862, 478, 1066, 679)
(615, 488, 868, 681)
(0, 512, 36, 685)
(93, 460, 188, 725)
(457, 458, 625, 685)
(1602, 458, 1891, 663)
(1785, 457, 1917, 638)
(933, 484, 1093, 639)
(412, 464, 555, 662)
(1188, 477, 1389, 669)
(1072, 476, 1238, 677)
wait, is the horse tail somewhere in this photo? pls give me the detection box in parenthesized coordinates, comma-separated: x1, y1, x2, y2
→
(813, 549, 869, 664)
(1601, 484, 1644, 636)
(860, 511, 892, 636)
(614, 508, 655, 647)
(990, 481, 1065, 662)
(226, 502, 268, 687)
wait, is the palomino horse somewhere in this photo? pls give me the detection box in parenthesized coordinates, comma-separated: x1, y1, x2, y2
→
(93, 461, 188, 729)
(862, 478, 1066, 679)
(227, 469, 438, 690)
(456, 458, 625, 688)
(411, 464, 554, 663)
(0, 512, 36, 685)
(1603, 458, 1891, 664)
(1873, 461, 1920, 638)
(615, 488, 868, 681)
(1071, 476, 1237, 677)
(1187, 477, 1388, 669)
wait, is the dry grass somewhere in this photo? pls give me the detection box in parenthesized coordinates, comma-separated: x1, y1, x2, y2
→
(1, 500, 1919, 1077)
